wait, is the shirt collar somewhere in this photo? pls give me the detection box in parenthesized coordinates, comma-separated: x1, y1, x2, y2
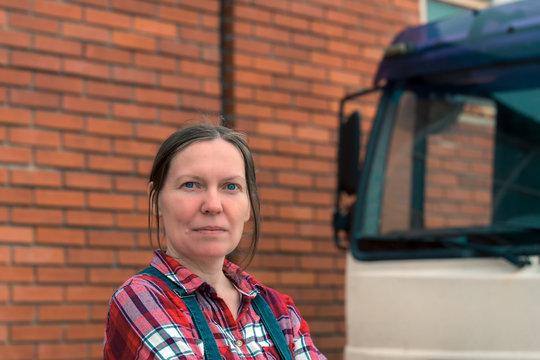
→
(149, 250, 261, 297)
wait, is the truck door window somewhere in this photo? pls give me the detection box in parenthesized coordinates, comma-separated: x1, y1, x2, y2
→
(379, 92, 496, 235)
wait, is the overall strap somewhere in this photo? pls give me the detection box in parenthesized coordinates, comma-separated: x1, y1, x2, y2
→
(137, 266, 221, 360)
(138, 266, 293, 360)
(251, 294, 294, 360)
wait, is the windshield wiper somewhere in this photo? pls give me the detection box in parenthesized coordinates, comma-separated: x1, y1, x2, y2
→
(356, 226, 540, 267)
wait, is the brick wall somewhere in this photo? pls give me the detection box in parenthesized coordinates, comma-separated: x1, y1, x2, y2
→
(0, 1, 418, 359)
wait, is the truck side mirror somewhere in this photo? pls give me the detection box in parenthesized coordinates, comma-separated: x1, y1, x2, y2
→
(338, 111, 362, 195)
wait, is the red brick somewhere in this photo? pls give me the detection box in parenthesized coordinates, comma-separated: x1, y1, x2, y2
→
(87, 118, 132, 137)
(0, 107, 31, 125)
(159, 109, 200, 125)
(253, 57, 290, 75)
(179, 60, 219, 78)
(290, 2, 324, 18)
(38, 344, 88, 360)
(36, 227, 85, 246)
(157, 5, 199, 26)
(86, 81, 132, 101)
(113, 103, 157, 121)
(63, 95, 109, 116)
(35, 73, 84, 93)
(0, 68, 31, 86)
(113, 139, 157, 158)
(0, 0, 30, 10)
(112, 0, 156, 15)
(113, 31, 155, 51)
(117, 249, 152, 266)
(34, 35, 82, 56)
(62, 22, 109, 42)
(9, 90, 59, 109)
(85, 8, 130, 29)
(66, 210, 114, 227)
(35, 150, 85, 169)
(0, 146, 31, 164)
(134, 124, 176, 141)
(160, 74, 201, 92)
(0, 345, 35, 360)
(135, 88, 178, 107)
(297, 190, 332, 205)
(11, 325, 62, 342)
(299, 222, 332, 237)
(64, 171, 112, 191)
(9, 13, 59, 34)
(13, 247, 64, 265)
(0, 29, 31, 48)
(259, 187, 295, 203)
(66, 285, 115, 302)
(88, 155, 133, 174)
(85, 44, 131, 65)
(114, 176, 146, 192)
(35, 111, 84, 131)
(65, 324, 104, 340)
(12, 51, 61, 72)
(180, 94, 220, 112)
(9, 128, 60, 148)
(158, 39, 199, 58)
(113, 67, 157, 85)
(0, 245, 8, 263)
(296, 126, 331, 142)
(0, 226, 33, 244)
(180, 27, 219, 45)
(255, 89, 292, 106)
(0, 188, 32, 205)
(135, 53, 176, 72)
(89, 268, 137, 284)
(0, 305, 35, 322)
(134, 17, 176, 38)
(256, 121, 293, 137)
(273, 13, 309, 31)
(273, 44, 310, 61)
(71, 0, 110, 6)
(63, 133, 111, 153)
(279, 206, 314, 220)
(63, 58, 109, 79)
(277, 172, 313, 187)
(39, 305, 89, 322)
(0, 49, 6, 65)
(88, 193, 134, 210)
(68, 248, 115, 265)
(231, 5, 272, 23)
(35, 189, 85, 208)
(35, 0, 82, 20)
(88, 230, 135, 248)
(254, 24, 291, 42)
(229, 70, 272, 86)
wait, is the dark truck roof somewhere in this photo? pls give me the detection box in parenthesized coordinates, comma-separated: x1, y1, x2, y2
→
(374, 0, 540, 87)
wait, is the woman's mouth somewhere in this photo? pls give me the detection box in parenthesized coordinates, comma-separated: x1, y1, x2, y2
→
(194, 226, 226, 234)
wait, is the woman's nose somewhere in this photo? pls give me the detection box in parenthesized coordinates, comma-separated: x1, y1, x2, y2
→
(201, 189, 223, 214)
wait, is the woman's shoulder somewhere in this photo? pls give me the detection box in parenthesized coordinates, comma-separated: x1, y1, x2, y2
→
(110, 270, 172, 305)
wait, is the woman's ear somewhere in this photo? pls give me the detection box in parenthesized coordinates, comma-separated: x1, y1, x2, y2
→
(147, 182, 159, 216)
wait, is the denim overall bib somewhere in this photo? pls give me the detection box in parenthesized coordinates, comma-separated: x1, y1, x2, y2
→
(138, 267, 294, 360)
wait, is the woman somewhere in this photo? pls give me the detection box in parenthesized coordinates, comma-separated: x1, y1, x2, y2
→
(104, 124, 327, 359)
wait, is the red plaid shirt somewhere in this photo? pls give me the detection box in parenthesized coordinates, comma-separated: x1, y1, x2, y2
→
(104, 250, 326, 360)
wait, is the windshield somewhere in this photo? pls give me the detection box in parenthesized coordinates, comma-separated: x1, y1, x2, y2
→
(377, 88, 540, 236)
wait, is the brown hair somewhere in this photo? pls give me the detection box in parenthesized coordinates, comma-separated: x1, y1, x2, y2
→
(148, 124, 260, 267)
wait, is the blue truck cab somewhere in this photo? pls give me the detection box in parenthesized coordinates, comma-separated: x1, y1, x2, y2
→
(334, 0, 540, 358)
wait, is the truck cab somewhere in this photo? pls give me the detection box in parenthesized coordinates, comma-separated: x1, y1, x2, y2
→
(334, 1, 540, 359)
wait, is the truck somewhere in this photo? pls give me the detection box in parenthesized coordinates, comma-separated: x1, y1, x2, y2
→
(333, 0, 540, 359)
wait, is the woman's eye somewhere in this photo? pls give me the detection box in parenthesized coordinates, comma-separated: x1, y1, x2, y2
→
(225, 183, 239, 191)
(183, 182, 196, 189)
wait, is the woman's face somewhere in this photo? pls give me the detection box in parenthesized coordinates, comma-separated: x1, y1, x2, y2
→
(158, 139, 251, 265)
